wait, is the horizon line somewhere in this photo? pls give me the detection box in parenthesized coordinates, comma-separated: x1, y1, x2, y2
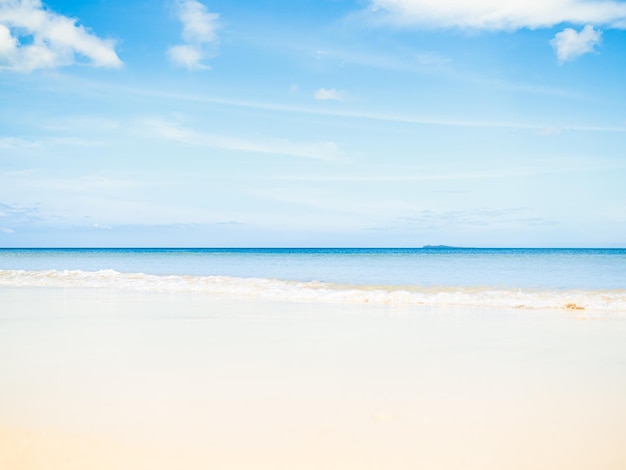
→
(1, 246, 625, 250)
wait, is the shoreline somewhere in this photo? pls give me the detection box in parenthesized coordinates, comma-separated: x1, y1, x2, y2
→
(2, 270, 626, 314)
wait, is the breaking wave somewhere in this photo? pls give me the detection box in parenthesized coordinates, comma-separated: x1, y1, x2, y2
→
(1, 269, 625, 313)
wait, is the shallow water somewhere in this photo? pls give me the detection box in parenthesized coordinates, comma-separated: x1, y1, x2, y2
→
(1, 247, 625, 289)
(1, 248, 626, 314)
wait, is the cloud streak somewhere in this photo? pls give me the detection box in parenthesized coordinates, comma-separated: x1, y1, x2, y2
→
(43, 78, 626, 134)
(168, 0, 218, 70)
(0, 202, 41, 230)
(386, 208, 557, 230)
(134, 88, 626, 133)
(0, 136, 103, 149)
(139, 119, 342, 161)
(0, 0, 122, 72)
(314, 88, 348, 101)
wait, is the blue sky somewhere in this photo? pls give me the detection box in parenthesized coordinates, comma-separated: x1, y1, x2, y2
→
(1, 0, 625, 247)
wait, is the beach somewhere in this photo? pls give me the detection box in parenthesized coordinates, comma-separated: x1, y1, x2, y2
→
(2, 285, 626, 469)
(3, 0, 626, 466)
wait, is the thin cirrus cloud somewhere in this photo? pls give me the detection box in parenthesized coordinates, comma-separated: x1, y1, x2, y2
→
(0, 202, 41, 231)
(0, 0, 122, 72)
(387, 208, 555, 229)
(314, 88, 348, 102)
(0, 136, 102, 149)
(367, 0, 626, 61)
(139, 118, 343, 161)
(167, 0, 219, 70)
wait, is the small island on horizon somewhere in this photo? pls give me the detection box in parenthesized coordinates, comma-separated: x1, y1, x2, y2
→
(421, 245, 465, 249)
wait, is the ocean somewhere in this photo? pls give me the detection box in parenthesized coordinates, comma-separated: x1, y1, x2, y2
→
(1, 247, 625, 313)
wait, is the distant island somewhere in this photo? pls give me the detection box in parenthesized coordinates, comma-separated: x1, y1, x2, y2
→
(421, 245, 463, 249)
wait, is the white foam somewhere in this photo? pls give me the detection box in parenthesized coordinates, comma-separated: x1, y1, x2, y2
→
(1, 269, 625, 313)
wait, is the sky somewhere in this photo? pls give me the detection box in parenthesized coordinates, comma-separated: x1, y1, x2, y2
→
(1, 0, 626, 248)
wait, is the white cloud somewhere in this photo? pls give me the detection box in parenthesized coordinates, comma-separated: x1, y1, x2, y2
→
(314, 88, 348, 101)
(177, 0, 218, 43)
(551, 25, 602, 62)
(1, 227, 15, 233)
(167, 44, 207, 70)
(366, 1, 624, 61)
(0, 23, 16, 53)
(367, 0, 626, 30)
(0, 0, 122, 72)
(138, 118, 342, 161)
(168, 0, 218, 70)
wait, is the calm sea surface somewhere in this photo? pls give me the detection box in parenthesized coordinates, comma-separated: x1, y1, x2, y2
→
(1, 248, 625, 290)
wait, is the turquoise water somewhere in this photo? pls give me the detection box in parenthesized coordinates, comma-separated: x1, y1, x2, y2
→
(1, 247, 625, 290)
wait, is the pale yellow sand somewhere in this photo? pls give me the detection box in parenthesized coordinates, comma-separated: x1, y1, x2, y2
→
(1, 288, 625, 469)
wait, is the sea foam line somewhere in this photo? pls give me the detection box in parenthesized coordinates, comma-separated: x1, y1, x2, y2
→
(1, 269, 625, 313)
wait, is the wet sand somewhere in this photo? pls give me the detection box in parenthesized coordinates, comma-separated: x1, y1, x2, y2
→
(1, 287, 626, 469)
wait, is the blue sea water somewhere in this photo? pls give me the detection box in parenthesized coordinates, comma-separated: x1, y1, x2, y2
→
(1, 248, 625, 312)
(1, 247, 625, 290)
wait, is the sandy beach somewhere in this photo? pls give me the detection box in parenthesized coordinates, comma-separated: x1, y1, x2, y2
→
(1, 287, 626, 469)
(2, 0, 626, 465)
